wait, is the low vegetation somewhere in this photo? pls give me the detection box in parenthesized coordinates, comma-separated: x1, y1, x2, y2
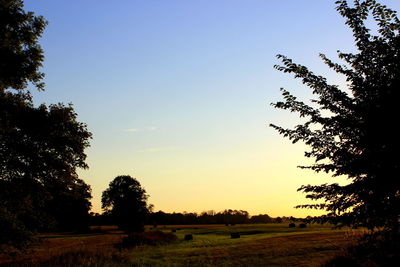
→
(120, 230, 178, 248)
(1, 224, 362, 266)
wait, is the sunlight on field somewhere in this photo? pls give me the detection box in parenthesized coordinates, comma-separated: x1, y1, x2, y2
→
(1, 224, 362, 267)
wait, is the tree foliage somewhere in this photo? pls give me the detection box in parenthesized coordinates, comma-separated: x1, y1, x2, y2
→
(43, 177, 92, 231)
(271, 0, 400, 233)
(0, 0, 47, 91)
(0, 0, 92, 250)
(0, 93, 91, 183)
(102, 175, 150, 233)
(0, 92, 92, 243)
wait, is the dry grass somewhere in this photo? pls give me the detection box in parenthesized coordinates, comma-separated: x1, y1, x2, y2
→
(0, 233, 124, 265)
(124, 230, 356, 266)
(1, 224, 362, 267)
(146, 224, 230, 229)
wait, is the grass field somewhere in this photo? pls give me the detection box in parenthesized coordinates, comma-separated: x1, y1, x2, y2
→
(1, 224, 361, 266)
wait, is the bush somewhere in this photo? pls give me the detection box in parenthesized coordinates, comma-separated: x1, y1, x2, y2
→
(323, 230, 400, 266)
(323, 256, 360, 267)
(231, 232, 240, 239)
(351, 231, 400, 265)
(184, 234, 193, 241)
(0, 208, 35, 253)
(120, 231, 177, 247)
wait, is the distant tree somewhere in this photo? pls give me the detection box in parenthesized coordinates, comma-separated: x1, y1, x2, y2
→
(102, 175, 150, 233)
(0, 0, 47, 91)
(249, 214, 273, 224)
(271, 0, 400, 235)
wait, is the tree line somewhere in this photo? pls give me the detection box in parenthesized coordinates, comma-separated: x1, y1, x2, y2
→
(90, 209, 293, 226)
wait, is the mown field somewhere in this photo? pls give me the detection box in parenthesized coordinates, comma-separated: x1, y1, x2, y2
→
(1, 224, 361, 267)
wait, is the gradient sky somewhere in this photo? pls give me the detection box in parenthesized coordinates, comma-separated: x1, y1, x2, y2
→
(24, 0, 400, 217)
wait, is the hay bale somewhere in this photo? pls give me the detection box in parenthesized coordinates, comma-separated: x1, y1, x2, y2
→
(171, 229, 176, 232)
(299, 223, 307, 228)
(184, 234, 193, 241)
(289, 223, 296, 228)
(231, 232, 240, 239)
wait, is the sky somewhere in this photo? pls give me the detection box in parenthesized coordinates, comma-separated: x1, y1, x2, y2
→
(24, 0, 400, 217)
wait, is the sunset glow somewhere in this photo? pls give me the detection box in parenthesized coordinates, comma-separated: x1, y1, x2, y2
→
(25, 0, 400, 217)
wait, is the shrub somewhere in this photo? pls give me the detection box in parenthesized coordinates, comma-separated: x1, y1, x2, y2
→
(0, 208, 36, 253)
(323, 229, 400, 266)
(120, 231, 177, 247)
(184, 234, 193, 241)
(231, 232, 240, 239)
(322, 256, 360, 267)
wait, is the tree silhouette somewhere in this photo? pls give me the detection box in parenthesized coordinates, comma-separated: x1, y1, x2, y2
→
(0, 0, 92, 249)
(102, 175, 149, 233)
(0, 93, 92, 243)
(44, 177, 92, 231)
(271, 0, 400, 234)
(0, 0, 47, 91)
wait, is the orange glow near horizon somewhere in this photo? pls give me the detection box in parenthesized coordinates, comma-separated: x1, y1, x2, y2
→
(80, 137, 347, 218)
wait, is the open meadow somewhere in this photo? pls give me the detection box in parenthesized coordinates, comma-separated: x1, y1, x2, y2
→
(1, 224, 361, 267)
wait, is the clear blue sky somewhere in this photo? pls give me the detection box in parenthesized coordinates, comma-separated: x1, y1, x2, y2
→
(25, 0, 400, 216)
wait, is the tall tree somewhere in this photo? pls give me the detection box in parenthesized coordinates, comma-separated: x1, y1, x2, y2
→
(102, 175, 150, 233)
(0, 0, 92, 250)
(271, 0, 400, 234)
